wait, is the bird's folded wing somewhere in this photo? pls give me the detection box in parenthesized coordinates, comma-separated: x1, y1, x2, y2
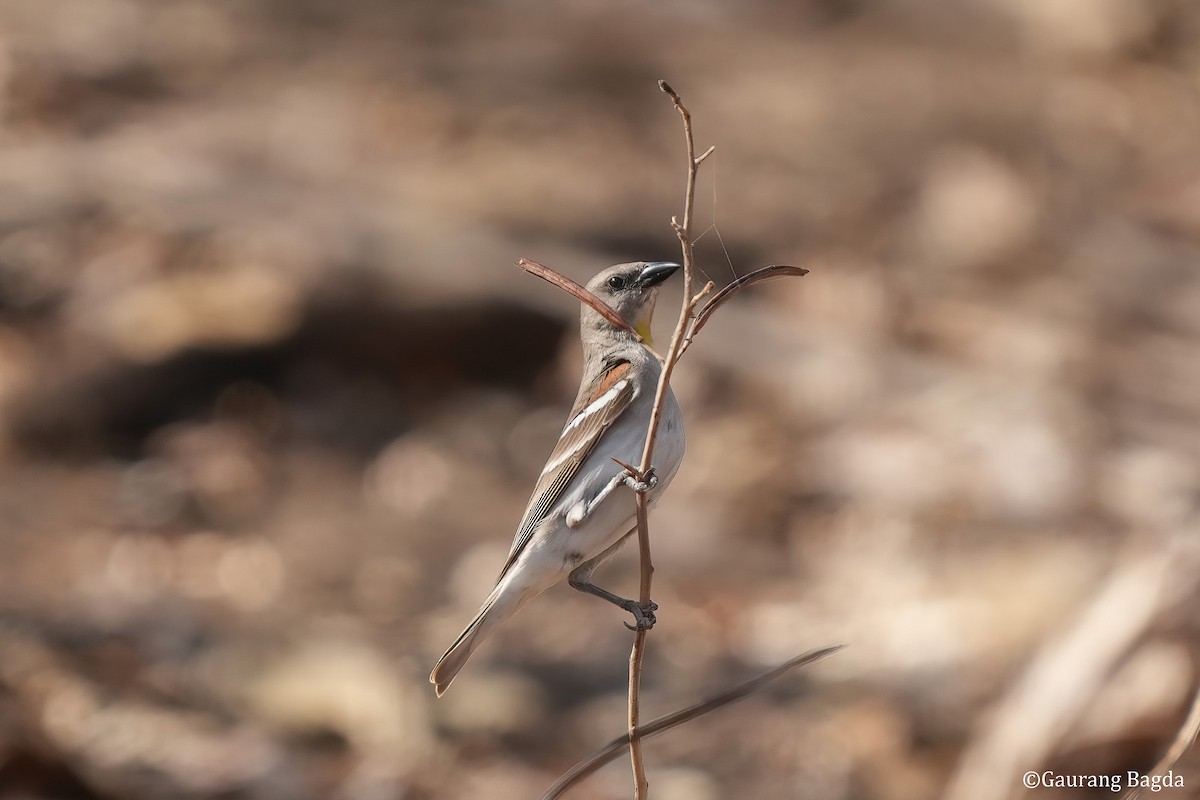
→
(497, 359, 637, 579)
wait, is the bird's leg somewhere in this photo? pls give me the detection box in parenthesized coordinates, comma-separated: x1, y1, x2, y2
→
(568, 567, 658, 631)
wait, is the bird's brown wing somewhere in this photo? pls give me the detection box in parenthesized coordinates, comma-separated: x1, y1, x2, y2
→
(497, 359, 636, 580)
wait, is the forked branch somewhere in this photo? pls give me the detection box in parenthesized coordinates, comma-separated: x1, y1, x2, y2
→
(523, 79, 817, 800)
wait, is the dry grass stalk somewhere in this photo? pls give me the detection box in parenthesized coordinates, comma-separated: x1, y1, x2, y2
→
(1122, 683, 1200, 800)
(945, 534, 1200, 800)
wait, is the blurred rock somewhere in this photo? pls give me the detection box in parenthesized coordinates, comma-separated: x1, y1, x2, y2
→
(653, 767, 720, 800)
(436, 670, 547, 737)
(1098, 447, 1199, 530)
(150, 421, 275, 525)
(910, 147, 1037, 270)
(240, 638, 433, 768)
(82, 266, 302, 363)
(0, 630, 282, 798)
(998, 0, 1157, 58)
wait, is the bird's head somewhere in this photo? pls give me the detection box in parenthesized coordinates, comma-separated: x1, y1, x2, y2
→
(582, 261, 680, 346)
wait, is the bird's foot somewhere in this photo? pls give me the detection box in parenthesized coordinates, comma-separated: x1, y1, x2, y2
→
(622, 600, 659, 631)
(622, 466, 658, 494)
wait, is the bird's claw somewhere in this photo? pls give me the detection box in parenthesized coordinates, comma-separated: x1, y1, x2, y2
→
(622, 467, 658, 494)
(622, 600, 659, 631)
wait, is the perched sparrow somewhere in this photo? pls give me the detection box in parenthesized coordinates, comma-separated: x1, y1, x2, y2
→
(430, 261, 686, 696)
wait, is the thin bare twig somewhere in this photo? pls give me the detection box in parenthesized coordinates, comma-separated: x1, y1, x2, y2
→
(538, 646, 845, 800)
(691, 265, 810, 337)
(518, 257, 643, 342)
(620, 79, 708, 799)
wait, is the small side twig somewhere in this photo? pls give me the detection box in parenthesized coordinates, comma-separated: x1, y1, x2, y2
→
(518, 257, 644, 342)
(690, 264, 810, 337)
(538, 645, 845, 800)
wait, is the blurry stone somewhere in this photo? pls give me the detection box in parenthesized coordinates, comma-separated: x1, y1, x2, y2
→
(823, 698, 910, 763)
(266, 84, 361, 182)
(450, 762, 551, 800)
(0, 325, 36, 453)
(772, 257, 890, 342)
(506, 405, 566, 476)
(997, 0, 1156, 58)
(1098, 447, 1198, 529)
(681, 415, 794, 541)
(42, 0, 144, 76)
(905, 298, 1086, 380)
(1042, 76, 1133, 175)
(697, 305, 879, 425)
(823, 699, 942, 800)
(652, 499, 724, 567)
(911, 147, 1037, 270)
(86, 119, 231, 204)
(153, 421, 273, 525)
(73, 223, 169, 296)
(920, 377, 1084, 521)
(39, 671, 99, 751)
(364, 434, 453, 519)
(275, 516, 359, 588)
(215, 537, 284, 612)
(781, 338, 880, 426)
(568, 690, 634, 748)
(75, 703, 279, 795)
(510, 584, 633, 666)
(117, 458, 188, 527)
(335, 756, 410, 800)
(813, 424, 953, 514)
(214, 380, 286, 439)
(0, 225, 72, 312)
(1160, 272, 1200, 337)
(142, 2, 237, 79)
(434, 392, 529, 464)
(104, 533, 174, 602)
(0, 630, 280, 797)
(87, 266, 301, 363)
(243, 639, 432, 765)
(653, 767, 720, 800)
(438, 671, 547, 737)
(352, 556, 419, 624)
(447, 542, 508, 611)
(1103, 331, 1200, 445)
(755, 515, 1105, 682)
(174, 531, 229, 600)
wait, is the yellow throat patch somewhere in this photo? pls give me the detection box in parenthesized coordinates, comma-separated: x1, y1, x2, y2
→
(635, 319, 653, 346)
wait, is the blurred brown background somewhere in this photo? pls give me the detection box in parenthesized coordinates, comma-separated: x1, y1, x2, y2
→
(1, 1, 1199, 798)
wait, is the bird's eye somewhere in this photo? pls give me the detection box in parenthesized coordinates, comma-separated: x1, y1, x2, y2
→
(607, 275, 626, 290)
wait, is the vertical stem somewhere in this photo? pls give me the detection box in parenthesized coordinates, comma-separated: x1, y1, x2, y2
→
(626, 80, 704, 800)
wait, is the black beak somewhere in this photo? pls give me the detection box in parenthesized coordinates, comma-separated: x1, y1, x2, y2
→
(635, 261, 680, 288)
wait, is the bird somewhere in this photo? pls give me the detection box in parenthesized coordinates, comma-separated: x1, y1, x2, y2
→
(430, 261, 687, 697)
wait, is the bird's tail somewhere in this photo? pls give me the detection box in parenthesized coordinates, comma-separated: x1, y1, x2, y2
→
(429, 583, 521, 697)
